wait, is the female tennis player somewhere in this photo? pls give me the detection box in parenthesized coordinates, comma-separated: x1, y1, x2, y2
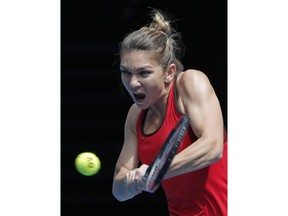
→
(112, 8, 227, 216)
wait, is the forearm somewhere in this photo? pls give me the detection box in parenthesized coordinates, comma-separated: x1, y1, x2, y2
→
(164, 137, 223, 179)
(112, 167, 142, 201)
(112, 177, 135, 201)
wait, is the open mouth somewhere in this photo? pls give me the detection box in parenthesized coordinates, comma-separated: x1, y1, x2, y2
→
(134, 93, 146, 101)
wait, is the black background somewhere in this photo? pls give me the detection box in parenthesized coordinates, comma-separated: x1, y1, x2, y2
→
(61, 0, 227, 215)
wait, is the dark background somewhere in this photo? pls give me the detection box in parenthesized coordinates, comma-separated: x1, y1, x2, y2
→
(61, 0, 227, 215)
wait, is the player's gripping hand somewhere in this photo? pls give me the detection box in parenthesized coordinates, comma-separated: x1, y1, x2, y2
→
(124, 165, 149, 196)
(124, 169, 143, 196)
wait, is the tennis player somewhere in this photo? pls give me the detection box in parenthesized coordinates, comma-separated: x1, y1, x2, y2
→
(112, 8, 227, 216)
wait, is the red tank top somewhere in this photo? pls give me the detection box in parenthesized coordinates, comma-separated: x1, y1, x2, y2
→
(137, 82, 227, 216)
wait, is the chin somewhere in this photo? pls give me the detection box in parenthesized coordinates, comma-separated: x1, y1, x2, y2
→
(135, 101, 149, 110)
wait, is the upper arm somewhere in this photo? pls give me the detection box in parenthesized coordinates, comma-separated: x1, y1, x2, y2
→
(114, 104, 141, 176)
(178, 70, 224, 144)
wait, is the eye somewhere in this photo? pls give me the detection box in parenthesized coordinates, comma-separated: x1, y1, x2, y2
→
(120, 69, 131, 76)
(139, 70, 151, 77)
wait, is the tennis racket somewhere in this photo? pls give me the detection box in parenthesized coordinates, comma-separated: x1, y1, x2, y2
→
(141, 115, 190, 192)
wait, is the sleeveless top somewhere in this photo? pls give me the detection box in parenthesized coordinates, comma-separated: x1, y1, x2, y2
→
(136, 81, 227, 216)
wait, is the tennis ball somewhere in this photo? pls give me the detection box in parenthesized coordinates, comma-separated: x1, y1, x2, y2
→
(75, 152, 101, 176)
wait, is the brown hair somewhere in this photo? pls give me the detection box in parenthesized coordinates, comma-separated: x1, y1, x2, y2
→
(119, 9, 184, 73)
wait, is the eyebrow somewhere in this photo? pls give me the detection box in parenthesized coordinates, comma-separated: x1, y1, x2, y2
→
(120, 64, 153, 72)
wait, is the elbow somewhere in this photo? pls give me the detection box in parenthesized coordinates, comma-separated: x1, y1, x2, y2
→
(215, 142, 224, 160)
(209, 153, 222, 165)
(210, 139, 224, 163)
(215, 150, 223, 161)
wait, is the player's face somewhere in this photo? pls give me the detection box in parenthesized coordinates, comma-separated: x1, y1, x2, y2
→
(120, 50, 167, 110)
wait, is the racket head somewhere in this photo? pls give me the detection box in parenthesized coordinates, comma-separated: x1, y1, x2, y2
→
(142, 115, 190, 192)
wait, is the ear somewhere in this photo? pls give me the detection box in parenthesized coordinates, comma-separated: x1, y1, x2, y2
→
(164, 64, 176, 83)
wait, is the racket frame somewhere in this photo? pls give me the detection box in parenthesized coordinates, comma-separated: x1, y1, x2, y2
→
(142, 115, 190, 192)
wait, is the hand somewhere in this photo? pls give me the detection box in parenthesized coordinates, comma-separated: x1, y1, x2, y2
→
(124, 165, 147, 196)
(139, 164, 160, 193)
(137, 164, 159, 193)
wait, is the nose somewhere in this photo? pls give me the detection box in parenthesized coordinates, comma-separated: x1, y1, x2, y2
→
(129, 75, 141, 88)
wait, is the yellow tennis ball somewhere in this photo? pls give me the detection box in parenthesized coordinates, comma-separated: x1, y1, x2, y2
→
(75, 152, 101, 176)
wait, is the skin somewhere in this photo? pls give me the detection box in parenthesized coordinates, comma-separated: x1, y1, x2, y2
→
(112, 50, 224, 201)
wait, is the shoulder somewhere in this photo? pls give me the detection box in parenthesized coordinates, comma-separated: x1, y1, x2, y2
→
(176, 69, 213, 97)
(178, 69, 210, 85)
(174, 69, 217, 114)
(125, 104, 142, 133)
(126, 103, 141, 122)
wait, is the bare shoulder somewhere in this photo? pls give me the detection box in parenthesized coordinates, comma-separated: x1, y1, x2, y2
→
(178, 69, 210, 84)
(177, 69, 213, 96)
(125, 104, 142, 132)
(127, 104, 141, 120)
(175, 69, 220, 121)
